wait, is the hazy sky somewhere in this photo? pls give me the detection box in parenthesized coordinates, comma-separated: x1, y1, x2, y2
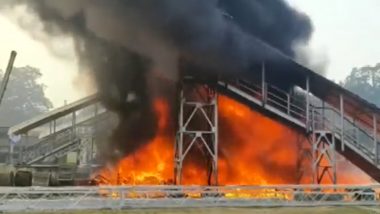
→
(0, 1, 379, 107)
(287, 0, 380, 79)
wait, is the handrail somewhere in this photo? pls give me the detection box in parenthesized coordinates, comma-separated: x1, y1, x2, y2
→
(9, 94, 99, 135)
(8, 76, 380, 169)
(224, 78, 380, 164)
(16, 111, 110, 165)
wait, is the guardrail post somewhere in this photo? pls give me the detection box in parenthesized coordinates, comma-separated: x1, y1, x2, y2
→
(287, 94, 291, 115)
(91, 103, 98, 170)
(175, 87, 185, 184)
(322, 101, 325, 129)
(49, 121, 52, 135)
(9, 137, 14, 165)
(19, 133, 27, 164)
(353, 118, 358, 143)
(373, 114, 378, 164)
(72, 111, 77, 145)
(261, 62, 266, 106)
(306, 76, 310, 132)
(340, 94, 344, 151)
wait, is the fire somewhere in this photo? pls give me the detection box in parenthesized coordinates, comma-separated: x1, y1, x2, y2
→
(96, 95, 372, 186)
(217, 96, 302, 185)
(97, 99, 174, 185)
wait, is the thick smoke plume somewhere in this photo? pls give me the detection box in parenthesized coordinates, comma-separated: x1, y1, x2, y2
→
(1, 0, 313, 164)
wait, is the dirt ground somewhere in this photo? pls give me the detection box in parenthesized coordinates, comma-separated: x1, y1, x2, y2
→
(9, 207, 380, 214)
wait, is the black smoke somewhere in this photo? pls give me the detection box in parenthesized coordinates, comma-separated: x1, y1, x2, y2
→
(219, 0, 312, 57)
(0, 0, 313, 164)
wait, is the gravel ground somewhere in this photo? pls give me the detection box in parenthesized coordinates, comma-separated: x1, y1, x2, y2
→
(8, 207, 380, 214)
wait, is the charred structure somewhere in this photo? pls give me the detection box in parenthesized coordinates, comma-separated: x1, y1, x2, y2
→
(3, 0, 380, 187)
(0, 0, 312, 163)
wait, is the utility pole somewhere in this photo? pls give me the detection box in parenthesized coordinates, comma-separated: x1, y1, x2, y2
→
(0, 51, 17, 107)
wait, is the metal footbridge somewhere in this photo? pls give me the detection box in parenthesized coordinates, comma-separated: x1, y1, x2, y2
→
(218, 76, 380, 183)
(8, 95, 111, 169)
(7, 66, 380, 185)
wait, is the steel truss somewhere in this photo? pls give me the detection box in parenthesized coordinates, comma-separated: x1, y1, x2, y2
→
(0, 185, 378, 211)
(311, 131, 337, 184)
(175, 76, 218, 185)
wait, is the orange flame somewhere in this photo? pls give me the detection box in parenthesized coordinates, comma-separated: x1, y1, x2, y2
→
(217, 96, 304, 185)
(96, 95, 372, 186)
(97, 99, 174, 185)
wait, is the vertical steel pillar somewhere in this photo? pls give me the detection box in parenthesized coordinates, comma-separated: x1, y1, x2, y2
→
(322, 101, 326, 130)
(91, 103, 98, 171)
(49, 121, 53, 135)
(72, 111, 77, 142)
(311, 130, 337, 184)
(9, 138, 14, 165)
(175, 76, 218, 185)
(213, 91, 219, 184)
(175, 89, 184, 184)
(310, 97, 337, 184)
(19, 133, 28, 164)
(340, 94, 345, 151)
(261, 62, 266, 106)
(306, 76, 310, 132)
(287, 94, 290, 115)
(373, 114, 378, 164)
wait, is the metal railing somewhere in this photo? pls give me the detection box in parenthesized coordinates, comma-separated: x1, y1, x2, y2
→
(19, 129, 78, 165)
(0, 185, 378, 211)
(311, 107, 377, 162)
(17, 110, 112, 165)
(8, 96, 110, 166)
(228, 79, 308, 125)
(220, 79, 380, 166)
(7, 77, 380, 180)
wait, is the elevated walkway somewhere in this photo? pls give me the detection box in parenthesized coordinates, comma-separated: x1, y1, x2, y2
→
(218, 76, 380, 183)
(8, 94, 111, 167)
(7, 69, 380, 184)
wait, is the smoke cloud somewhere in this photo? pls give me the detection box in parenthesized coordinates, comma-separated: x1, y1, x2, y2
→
(0, 0, 313, 164)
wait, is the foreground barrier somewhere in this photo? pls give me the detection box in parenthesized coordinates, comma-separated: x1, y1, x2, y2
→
(0, 185, 378, 211)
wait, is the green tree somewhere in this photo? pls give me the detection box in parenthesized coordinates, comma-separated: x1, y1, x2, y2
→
(343, 63, 380, 106)
(0, 66, 52, 126)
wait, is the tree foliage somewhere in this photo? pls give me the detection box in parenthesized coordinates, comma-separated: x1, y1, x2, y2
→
(343, 63, 380, 106)
(0, 66, 52, 127)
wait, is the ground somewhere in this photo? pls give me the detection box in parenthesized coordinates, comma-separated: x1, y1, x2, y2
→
(9, 207, 380, 214)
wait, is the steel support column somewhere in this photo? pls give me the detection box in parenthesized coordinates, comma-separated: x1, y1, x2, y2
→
(261, 62, 266, 106)
(175, 76, 218, 185)
(306, 76, 310, 132)
(311, 130, 337, 184)
(373, 114, 378, 164)
(340, 94, 345, 151)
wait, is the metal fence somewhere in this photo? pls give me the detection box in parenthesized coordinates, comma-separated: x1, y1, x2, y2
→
(0, 185, 379, 211)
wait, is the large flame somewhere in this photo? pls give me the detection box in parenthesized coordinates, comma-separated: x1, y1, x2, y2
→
(96, 95, 372, 185)
(97, 99, 174, 185)
(217, 96, 302, 185)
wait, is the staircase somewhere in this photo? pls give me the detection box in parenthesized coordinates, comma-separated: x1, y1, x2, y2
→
(8, 77, 380, 183)
(9, 95, 111, 167)
(218, 79, 380, 183)
(20, 131, 80, 165)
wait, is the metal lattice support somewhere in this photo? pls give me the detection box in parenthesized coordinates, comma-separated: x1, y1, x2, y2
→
(295, 134, 312, 184)
(312, 131, 337, 184)
(175, 77, 218, 185)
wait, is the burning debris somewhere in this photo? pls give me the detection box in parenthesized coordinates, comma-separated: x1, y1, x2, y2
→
(0, 0, 319, 185)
